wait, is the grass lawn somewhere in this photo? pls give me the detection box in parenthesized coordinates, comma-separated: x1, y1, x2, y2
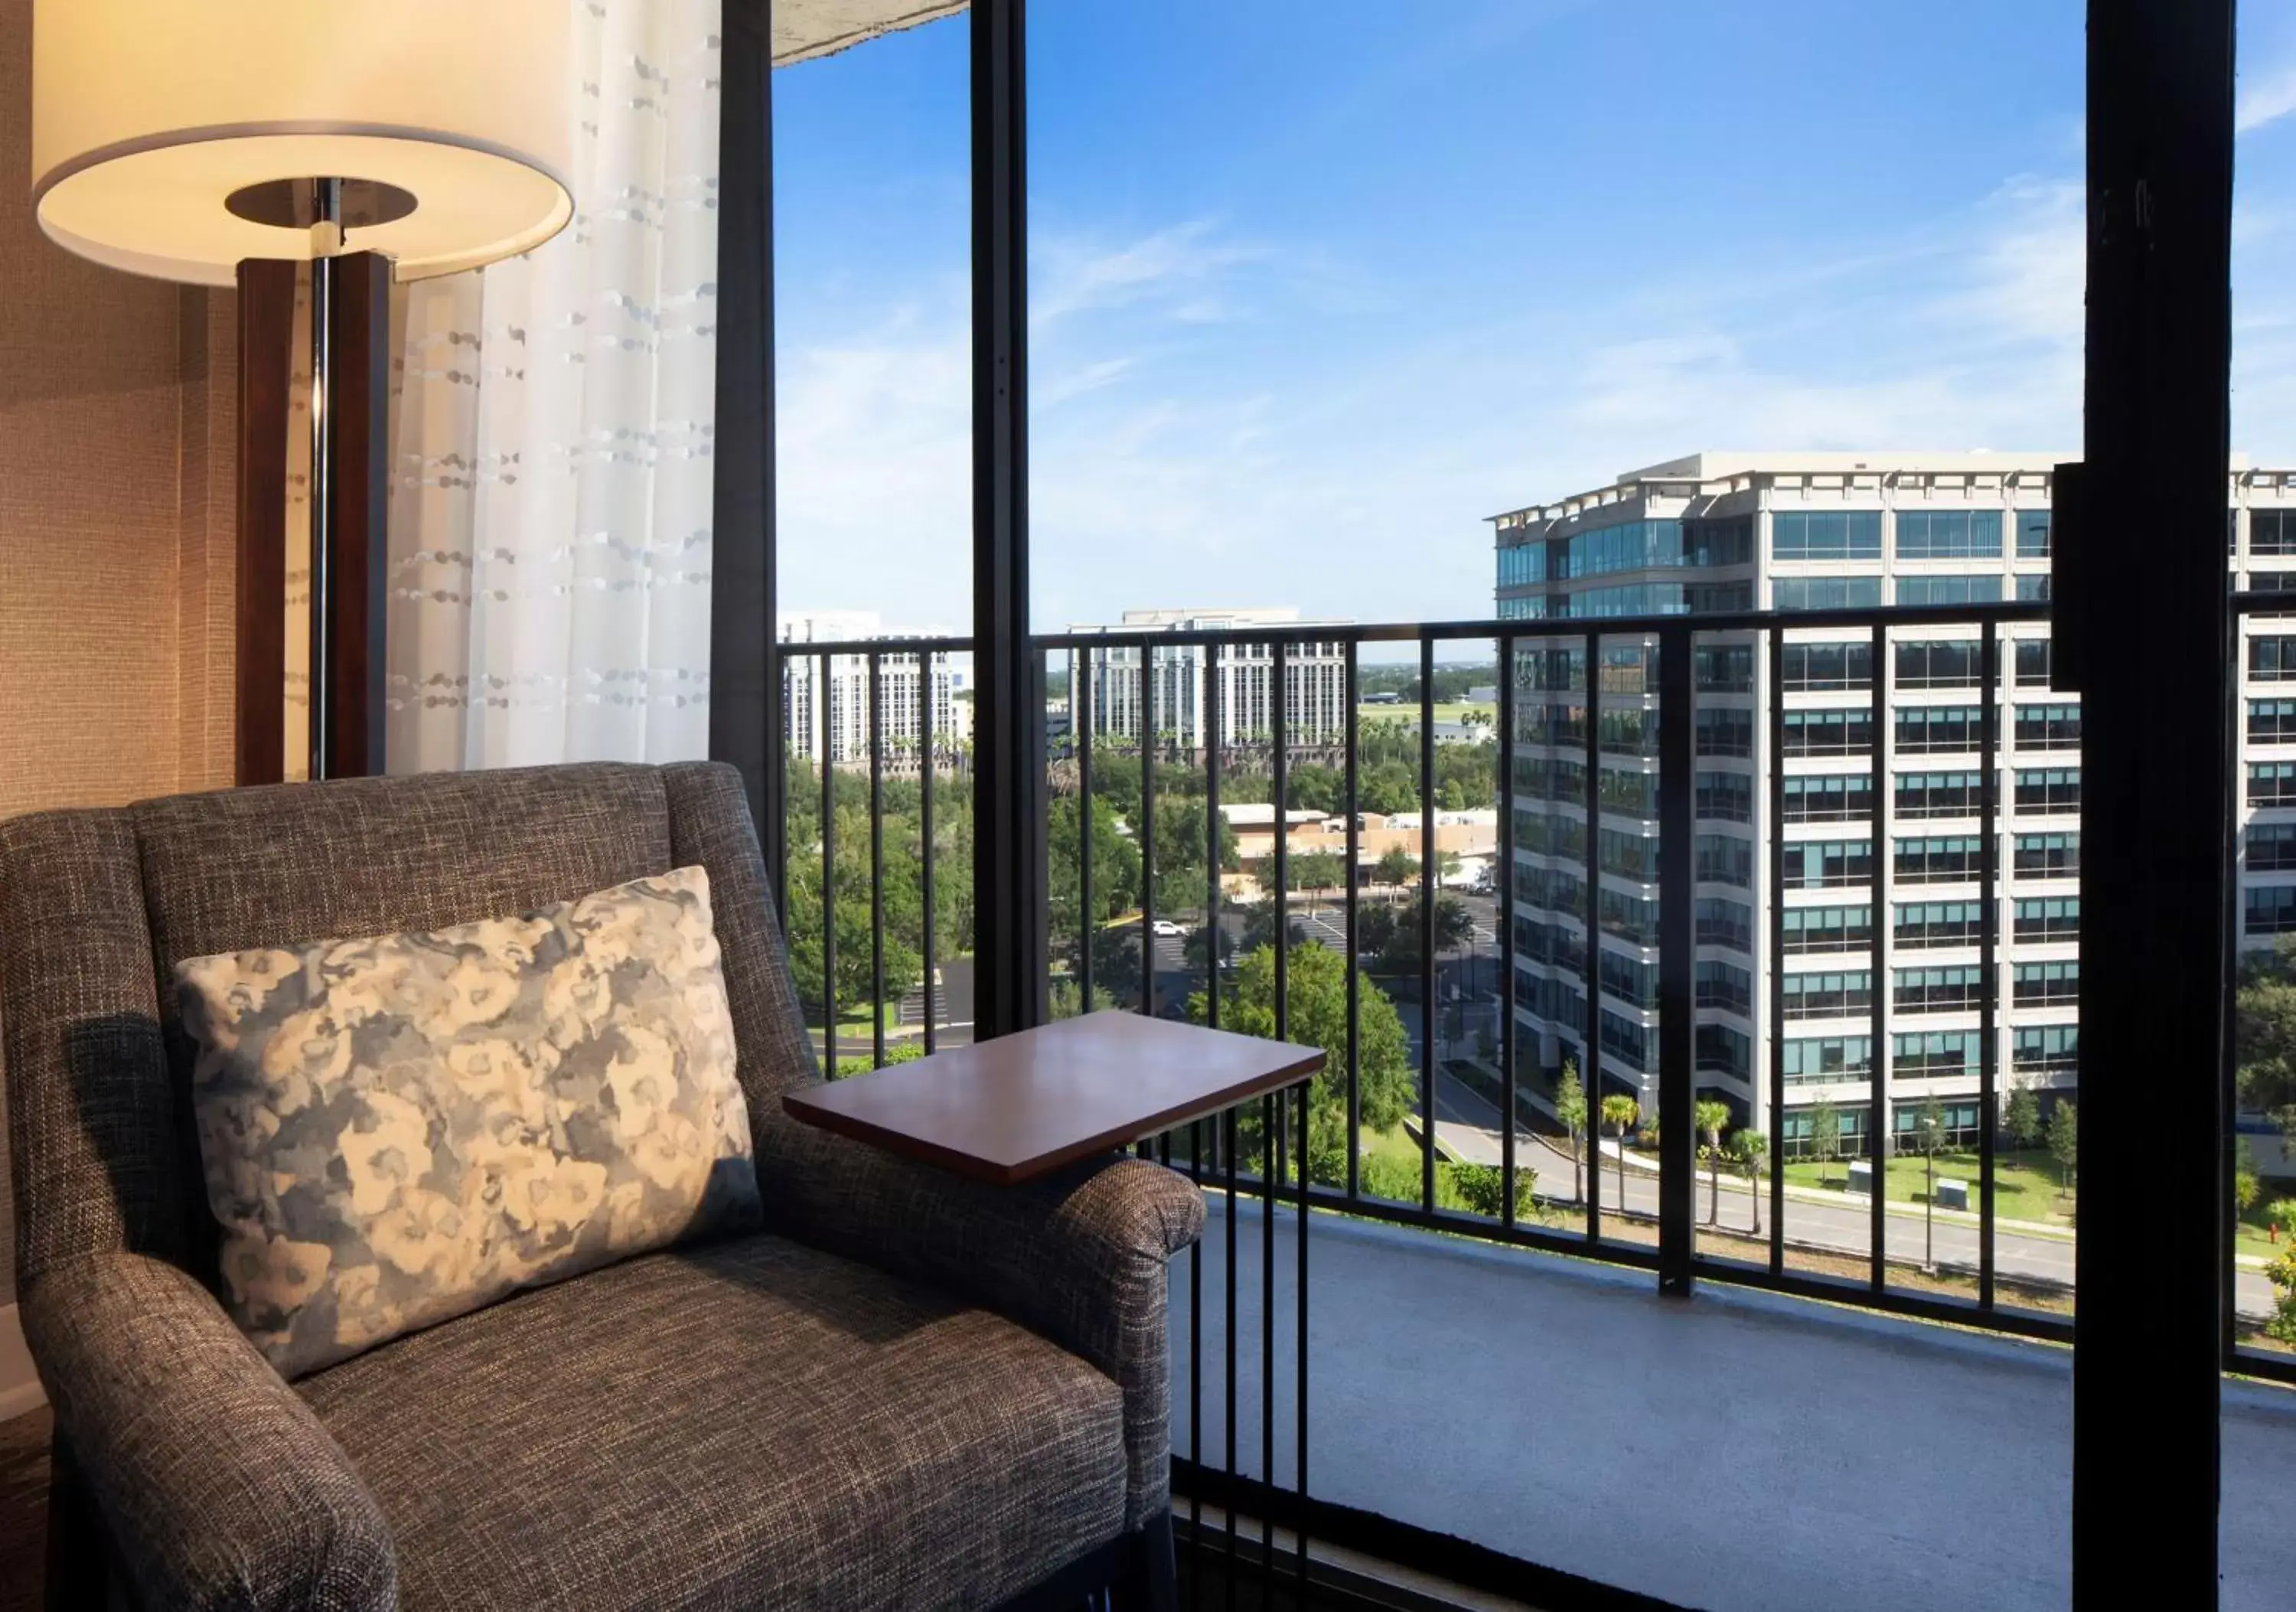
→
(2230, 1193, 2296, 1258)
(1781, 1149, 2075, 1228)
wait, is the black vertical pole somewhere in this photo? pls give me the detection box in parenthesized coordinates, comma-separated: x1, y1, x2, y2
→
(1767, 626, 1787, 1273)
(921, 653, 938, 1056)
(1078, 651, 1094, 1008)
(709, 0, 781, 892)
(869, 653, 885, 1069)
(1656, 624, 1696, 1294)
(1500, 635, 1518, 1228)
(971, 0, 1045, 1040)
(821, 651, 837, 1076)
(1419, 637, 1438, 1214)
(1206, 656, 1221, 1029)
(2076, 2, 2232, 1601)
(1583, 630, 1605, 1241)
(1344, 648, 1362, 1199)
(1869, 622, 1891, 1293)
(1274, 641, 1291, 1043)
(1979, 625, 2001, 1311)
(1142, 656, 1157, 1019)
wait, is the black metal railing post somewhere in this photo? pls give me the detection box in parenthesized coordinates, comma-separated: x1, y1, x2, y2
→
(1656, 622, 1697, 1294)
(821, 651, 838, 1076)
(1499, 635, 1518, 1229)
(1344, 647, 1362, 1199)
(1206, 652, 1222, 1030)
(1142, 660, 1157, 1019)
(1077, 651, 1093, 1010)
(1583, 629, 1604, 1242)
(869, 651, 885, 1070)
(1767, 625, 1788, 1274)
(1274, 641, 1291, 1043)
(920, 649, 938, 1056)
(1868, 621, 1891, 1293)
(1979, 624, 2001, 1310)
(1419, 636, 1438, 1213)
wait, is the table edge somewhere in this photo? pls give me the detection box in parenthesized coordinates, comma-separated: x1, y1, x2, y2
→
(780, 1044, 1327, 1186)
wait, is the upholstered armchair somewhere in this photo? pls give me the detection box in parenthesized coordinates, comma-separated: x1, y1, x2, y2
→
(2, 762, 1202, 1610)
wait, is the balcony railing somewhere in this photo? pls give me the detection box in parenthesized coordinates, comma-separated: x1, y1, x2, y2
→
(772, 598, 2296, 1390)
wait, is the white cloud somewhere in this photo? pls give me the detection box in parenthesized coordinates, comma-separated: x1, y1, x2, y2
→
(776, 161, 2296, 631)
(2241, 61, 2296, 135)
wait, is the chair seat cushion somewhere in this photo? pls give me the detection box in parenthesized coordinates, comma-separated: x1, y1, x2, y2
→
(295, 1231, 1130, 1610)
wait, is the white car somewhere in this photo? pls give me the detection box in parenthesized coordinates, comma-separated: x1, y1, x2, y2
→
(1150, 919, 1187, 938)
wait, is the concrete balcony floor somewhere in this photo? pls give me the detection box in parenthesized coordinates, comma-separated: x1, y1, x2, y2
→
(1171, 1197, 2296, 1612)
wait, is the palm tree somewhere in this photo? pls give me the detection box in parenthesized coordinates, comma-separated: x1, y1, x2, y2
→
(1694, 1099, 1731, 1228)
(1600, 1094, 1639, 1212)
(1735, 1131, 1769, 1235)
(1553, 1056, 1587, 1202)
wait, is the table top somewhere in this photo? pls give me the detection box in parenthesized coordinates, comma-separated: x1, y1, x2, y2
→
(781, 1010, 1326, 1186)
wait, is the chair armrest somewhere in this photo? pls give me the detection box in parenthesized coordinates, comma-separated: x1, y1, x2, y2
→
(757, 1111, 1205, 1528)
(21, 1251, 397, 1612)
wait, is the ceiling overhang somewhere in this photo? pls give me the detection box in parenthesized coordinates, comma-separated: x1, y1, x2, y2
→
(775, 0, 969, 67)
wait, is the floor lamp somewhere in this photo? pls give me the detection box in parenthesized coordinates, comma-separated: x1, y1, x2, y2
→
(28, 2, 575, 781)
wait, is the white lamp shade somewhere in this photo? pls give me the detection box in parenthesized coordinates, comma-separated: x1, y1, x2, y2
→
(32, 2, 575, 286)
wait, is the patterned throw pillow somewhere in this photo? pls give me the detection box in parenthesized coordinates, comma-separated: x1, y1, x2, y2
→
(178, 866, 760, 1378)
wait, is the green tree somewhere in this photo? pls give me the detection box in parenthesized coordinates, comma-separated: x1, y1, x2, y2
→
(1370, 893, 1476, 977)
(2048, 1100, 2079, 1199)
(1432, 738, 1499, 811)
(1600, 1093, 1639, 1210)
(1734, 1131, 1769, 1236)
(1147, 795, 1241, 917)
(1240, 898, 1307, 953)
(1451, 1161, 1538, 1222)
(1433, 848, 1463, 889)
(1191, 941, 1415, 1183)
(1048, 794, 1140, 933)
(1373, 844, 1417, 899)
(1694, 1098, 1732, 1228)
(2237, 1140, 2262, 1222)
(2004, 1086, 2043, 1153)
(1553, 1057, 1588, 1202)
(783, 811, 925, 1023)
(1360, 761, 1419, 817)
(1288, 850, 1346, 919)
(2236, 938, 2296, 1135)
(1288, 764, 1347, 815)
(1048, 978, 1121, 1021)
(1910, 1090, 1951, 1273)
(2267, 1245, 2296, 1345)
(1805, 1098, 1844, 1187)
(2272, 1198, 2296, 1245)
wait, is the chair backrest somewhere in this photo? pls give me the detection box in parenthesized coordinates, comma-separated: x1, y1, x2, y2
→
(0, 761, 818, 1294)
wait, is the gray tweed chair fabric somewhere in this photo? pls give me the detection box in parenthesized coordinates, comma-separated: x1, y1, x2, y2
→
(0, 762, 1204, 1611)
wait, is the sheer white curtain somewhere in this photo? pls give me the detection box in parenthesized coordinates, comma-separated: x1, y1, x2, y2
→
(386, 0, 719, 773)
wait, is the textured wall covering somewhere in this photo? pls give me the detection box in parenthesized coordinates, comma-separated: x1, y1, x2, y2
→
(0, 0, 238, 1304)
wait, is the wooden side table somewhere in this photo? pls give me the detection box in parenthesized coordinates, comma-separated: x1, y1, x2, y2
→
(784, 1009, 1326, 1606)
(783, 1009, 1323, 1185)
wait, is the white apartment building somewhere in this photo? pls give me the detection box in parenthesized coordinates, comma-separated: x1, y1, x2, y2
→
(780, 611, 971, 771)
(1068, 608, 1352, 754)
(1494, 452, 2296, 1161)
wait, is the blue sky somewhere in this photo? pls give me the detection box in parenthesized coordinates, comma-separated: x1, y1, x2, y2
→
(774, 0, 2296, 631)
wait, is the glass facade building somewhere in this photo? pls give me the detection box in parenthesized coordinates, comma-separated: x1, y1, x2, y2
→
(1495, 452, 2296, 1156)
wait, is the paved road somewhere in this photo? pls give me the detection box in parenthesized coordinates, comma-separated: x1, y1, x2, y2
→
(1424, 1070, 2275, 1320)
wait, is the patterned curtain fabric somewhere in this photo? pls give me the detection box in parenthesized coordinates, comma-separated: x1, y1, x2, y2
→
(385, 0, 720, 773)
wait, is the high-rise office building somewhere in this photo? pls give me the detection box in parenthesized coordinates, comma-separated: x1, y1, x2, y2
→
(780, 611, 971, 771)
(1495, 452, 2296, 1160)
(1068, 607, 1352, 754)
